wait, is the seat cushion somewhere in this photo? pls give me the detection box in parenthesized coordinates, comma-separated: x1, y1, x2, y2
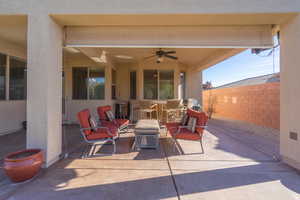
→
(97, 106, 112, 121)
(87, 128, 117, 140)
(169, 127, 201, 140)
(115, 119, 129, 128)
(105, 110, 115, 121)
(165, 122, 181, 131)
(77, 109, 92, 135)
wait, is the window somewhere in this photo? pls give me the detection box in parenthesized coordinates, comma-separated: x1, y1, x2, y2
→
(143, 70, 174, 100)
(144, 70, 158, 100)
(130, 71, 137, 99)
(9, 57, 26, 100)
(89, 68, 105, 100)
(159, 70, 174, 100)
(179, 72, 186, 99)
(0, 54, 6, 100)
(111, 69, 116, 100)
(73, 67, 105, 100)
(73, 68, 88, 99)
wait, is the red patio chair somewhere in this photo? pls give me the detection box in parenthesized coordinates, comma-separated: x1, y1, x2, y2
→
(97, 105, 129, 132)
(77, 109, 118, 158)
(166, 109, 208, 154)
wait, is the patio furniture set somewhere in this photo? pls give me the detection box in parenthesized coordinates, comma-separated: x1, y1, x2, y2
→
(77, 102, 208, 158)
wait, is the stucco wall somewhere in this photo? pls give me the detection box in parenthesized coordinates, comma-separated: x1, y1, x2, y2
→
(203, 82, 280, 130)
(0, 101, 26, 135)
(280, 14, 300, 170)
(0, 39, 26, 135)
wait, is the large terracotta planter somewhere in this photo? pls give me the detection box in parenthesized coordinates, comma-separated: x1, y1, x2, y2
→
(4, 149, 44, 183)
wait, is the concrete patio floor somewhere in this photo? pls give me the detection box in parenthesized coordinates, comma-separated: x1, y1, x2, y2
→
(1, 121, 300, 200)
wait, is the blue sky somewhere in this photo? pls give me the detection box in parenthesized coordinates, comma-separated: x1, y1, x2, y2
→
(203, 48, 280, 87)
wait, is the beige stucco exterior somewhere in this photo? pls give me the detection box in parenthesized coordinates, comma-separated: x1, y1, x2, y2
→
(280, 14, 300, 170)
(0, 0, 299, 169)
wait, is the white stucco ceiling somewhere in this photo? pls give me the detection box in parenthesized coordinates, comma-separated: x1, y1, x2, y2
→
(73, 47, 242, 70)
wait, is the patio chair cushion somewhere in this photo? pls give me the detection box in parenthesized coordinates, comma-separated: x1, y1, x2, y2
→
(77, 109, 92, 135)
(187, 109, 208, 134)
(87, 128, 117, 140)
(165, 122, 181, 130)
(181, 114, 189, 126)
(169, 127, 201, 140)
(105, 110, 115, 121)
(115, 118, 129, 128)
(89, 116, 98, 131)
(186, 117, 197, 133)
(97, 105, 112, 121)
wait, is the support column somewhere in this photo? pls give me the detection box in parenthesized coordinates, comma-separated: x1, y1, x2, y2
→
(27, 14, 63, 167)
(174, 64, 180, 99)
(280, 14, 300, 170)
(186, 69, 203, 106)
(105, 62, 112, 105)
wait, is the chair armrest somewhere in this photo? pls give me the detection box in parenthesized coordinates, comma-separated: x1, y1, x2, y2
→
(168, 126, 189, 135)
(80, 126, 114, 136)
(80, 127, 93, 131)
(195, 125, 208, 129)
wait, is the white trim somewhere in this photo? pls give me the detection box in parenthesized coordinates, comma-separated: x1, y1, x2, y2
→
(66, 44, 273, 49)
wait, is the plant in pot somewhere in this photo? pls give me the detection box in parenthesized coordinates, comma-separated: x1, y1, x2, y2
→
(4, 149, 44, 183)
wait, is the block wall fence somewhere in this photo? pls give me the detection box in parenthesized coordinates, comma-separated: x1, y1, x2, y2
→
(203, 82, 280, 130)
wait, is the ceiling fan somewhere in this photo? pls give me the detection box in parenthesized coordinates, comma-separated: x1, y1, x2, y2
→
(145, 49, 178, 63)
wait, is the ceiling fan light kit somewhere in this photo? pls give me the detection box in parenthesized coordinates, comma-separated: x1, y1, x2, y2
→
(145, 48, 178, 63)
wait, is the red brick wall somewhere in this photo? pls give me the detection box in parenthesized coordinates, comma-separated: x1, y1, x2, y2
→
(203, 83, 280, 129)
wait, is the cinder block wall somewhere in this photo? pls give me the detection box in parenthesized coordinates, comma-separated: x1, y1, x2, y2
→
(203, 82, 280, 129)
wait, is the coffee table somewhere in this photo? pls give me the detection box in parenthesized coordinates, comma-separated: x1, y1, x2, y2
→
(132, 119, 160, 150)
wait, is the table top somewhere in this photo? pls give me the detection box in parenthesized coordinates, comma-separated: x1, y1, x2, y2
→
(135, 119, 160, 132)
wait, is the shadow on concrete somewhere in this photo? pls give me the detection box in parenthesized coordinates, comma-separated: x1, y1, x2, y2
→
(9, 160, 300, 200)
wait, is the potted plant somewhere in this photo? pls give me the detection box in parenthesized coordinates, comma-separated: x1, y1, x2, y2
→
(4, 149, 44, 182)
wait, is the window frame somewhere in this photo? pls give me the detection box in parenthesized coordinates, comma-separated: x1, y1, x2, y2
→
(0, 53, 6, 101)
(143, 69, 175, 100)
(0, 53, 27, 101)
(8, 56, 27, 101)
(72, 66, 105, 100)
(129, 70, 137, 100)
(111, 68, 116, 100)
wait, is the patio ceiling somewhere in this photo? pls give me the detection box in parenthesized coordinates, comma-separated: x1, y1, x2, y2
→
(73, 47, 243, 70)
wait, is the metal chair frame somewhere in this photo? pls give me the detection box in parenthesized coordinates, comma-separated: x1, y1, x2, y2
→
(169, 125, 207, 154)
(79, 126, 118, 158)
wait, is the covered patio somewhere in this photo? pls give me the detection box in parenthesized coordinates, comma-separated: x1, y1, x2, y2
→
(1, 1, 300, 199)
(1, 120, 299, 200)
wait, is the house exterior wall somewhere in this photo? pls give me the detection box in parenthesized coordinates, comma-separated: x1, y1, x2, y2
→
(203, 82, 280, 130)
(63, 58, 185, 123)
(0, 41, 26, 135)
(0, 101, 26, 135)
(1, 0, 300, 15)
(280, 14, 300, 170)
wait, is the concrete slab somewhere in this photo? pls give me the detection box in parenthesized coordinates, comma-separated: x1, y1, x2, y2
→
(7, 167, 178, 200)
(2, 121, 300, 200)
(68, 133, 168, 161)
(165, 130, 274, 162)
(172, 168, 300, 200)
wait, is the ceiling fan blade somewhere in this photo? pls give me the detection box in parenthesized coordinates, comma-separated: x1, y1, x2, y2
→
(164, 51, 176, 54)
(143, 55, 156, 60)
(165, 54, 178, 60)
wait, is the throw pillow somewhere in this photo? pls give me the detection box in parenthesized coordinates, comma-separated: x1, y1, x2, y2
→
(105, 110, 115, 121)
(187, 117, 197, 133)
(181, 114, 189, 126)
(89, 116, 98, 131)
